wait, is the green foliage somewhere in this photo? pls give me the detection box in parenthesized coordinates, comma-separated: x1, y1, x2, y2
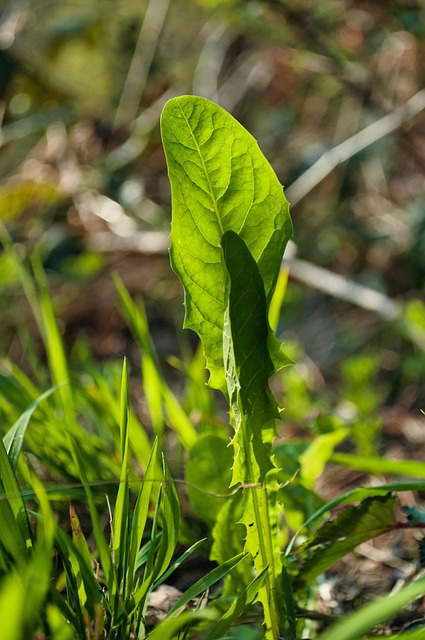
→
(293, 494, 396, 589)
(161, 95, 292, 392)
(0, 90, 424, 640)
(162, 95, 294, 638)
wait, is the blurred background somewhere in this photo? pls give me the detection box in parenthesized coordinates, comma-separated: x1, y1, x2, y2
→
(0, 0, 424, 447)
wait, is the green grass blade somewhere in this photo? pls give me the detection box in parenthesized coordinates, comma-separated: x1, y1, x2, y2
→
(79, 467, 113, 590)
(114, 274, 165, 436)
(54, 528, 86, 635)
(114, 274, 197, 447)
(162, 385, 197, 448)
(152, 538, 207, 590)
(30, 252, 73, 412)
(69, 503, 104, 613)
(166, 553, 248, 617)
(8, 463, 57, 638)
(127, 439, 159, 590)
(46, 604, 80, 640)
(206, 567, 268, 640)
(133, 488, 163, 607)
(332, 452, 425, 478)
(317, 575, 425, 640)
(0, 358, 40, 405)
(148, 609, 219, 640)
(0, 437, 32, 560)
(86, 367, 152, 470)
(3, 383, 63, 471)
(150, 461, 180, 585)
(111, 358, 131, 612)
(0, 570, 25, 640)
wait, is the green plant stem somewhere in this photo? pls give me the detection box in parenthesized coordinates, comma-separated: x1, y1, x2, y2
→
(240, 416, 281, 639)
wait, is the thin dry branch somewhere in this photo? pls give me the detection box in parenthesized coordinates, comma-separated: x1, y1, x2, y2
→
(284, 255, 402, 322)
(286, 89, 425, 205)
(113, 0, 171, 130)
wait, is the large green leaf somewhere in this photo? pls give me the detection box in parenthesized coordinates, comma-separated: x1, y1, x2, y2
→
(161, 95, 292, 390)
(222, 230, 290, 484)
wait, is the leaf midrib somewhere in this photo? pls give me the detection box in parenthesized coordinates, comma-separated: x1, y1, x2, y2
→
(178, 101, 225, 237)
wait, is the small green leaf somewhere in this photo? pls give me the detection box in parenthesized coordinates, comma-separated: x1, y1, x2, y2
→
(286, 481, 425, 559)
(293, 494, 396, 588)
(299, 428, 349, 490)
(161, 95, 292, 390)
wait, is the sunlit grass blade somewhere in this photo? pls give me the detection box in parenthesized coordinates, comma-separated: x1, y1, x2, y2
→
(153, 537, 207, 590)
(150, 461, 180, 585)
(0, 569, 26, 640)
(114, 274, 197, 448)
(106, 357, 132, 630)
(78, 465, 113, 592)
(132, 492, 163, 615)
(46, 604, 79, 640)
(3, 383, 63, 470)
(166, 553, 248, 617)
(332, 452, 425, 478)
(148, 609, 219, 640)
(0, 437, 32, 562)
(131, 458, 181, 621)
(0, 358, 40, 408)
(69, 503, 104, 614)
(5, 462, 57, 638)
(30, 252, 74, 412)
(54, 527, 87, 635)
(114, 274, 165, 435)
(112, 358, 130, 588)
(269, 265, 290, 333)
(83, 367, 151, 471)
(162, 385, 197, 448)
(206, 567, 268, 640)
(127, 439, 159, 592)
